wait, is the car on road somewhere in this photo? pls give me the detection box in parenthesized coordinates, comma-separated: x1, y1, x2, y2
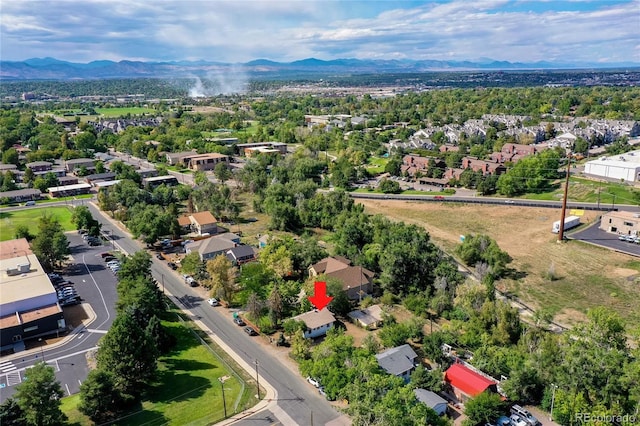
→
(433, 195, 445, 200)
(307, 376, 321, 388)
(234, 317, 246, 326)
(24, 200, 36, 206)
(208, 298, 219, 306)
(244, 326, 258, 336)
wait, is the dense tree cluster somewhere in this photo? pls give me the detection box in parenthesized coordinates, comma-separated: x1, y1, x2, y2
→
(78, 251, 172, 423)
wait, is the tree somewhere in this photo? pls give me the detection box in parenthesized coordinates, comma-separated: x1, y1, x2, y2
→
(22, 167, 35, 186)
(410, 365, 444, 393)
(31, 213, 70, 270)
(456, 234, 511, 279)
(32, 172, 59, 193)
(71, 205, 101, 236)
(96, 309, 158, 399)
(463, 391, 505, 426)
(0, 398, 25, 426)
(260, 243, 293, 278)
(214, 162, 232, 183)
(378, 178, 401, 194)
(384, 156, 402, 176)
(14, 362, 67, 426)
(78, 369, 123, 423)
(14, 224, 34, 241)
(268, 282, 284, 326)
(206, 255, 237, 302)
(1, 147, 19, 165)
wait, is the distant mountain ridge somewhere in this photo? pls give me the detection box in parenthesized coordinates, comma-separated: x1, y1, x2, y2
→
(1, 57, 639, 80)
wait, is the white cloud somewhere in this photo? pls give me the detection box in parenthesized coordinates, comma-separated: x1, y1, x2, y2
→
(0, 0, 637, 64)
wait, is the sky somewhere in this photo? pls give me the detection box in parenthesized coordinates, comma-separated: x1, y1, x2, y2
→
(1, 0, 639, 64)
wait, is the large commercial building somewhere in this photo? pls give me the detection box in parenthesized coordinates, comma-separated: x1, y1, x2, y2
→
(584, 150, 640, 182)
(0, 239, 66, 353)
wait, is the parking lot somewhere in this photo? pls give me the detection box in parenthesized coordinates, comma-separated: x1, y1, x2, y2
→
(0, 230, 120, 401)
(570, 222, 640, 257)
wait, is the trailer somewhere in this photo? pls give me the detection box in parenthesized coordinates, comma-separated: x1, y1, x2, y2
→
(551, 215, 581, 233)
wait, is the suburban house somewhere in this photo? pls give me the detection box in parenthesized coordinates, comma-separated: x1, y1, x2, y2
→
(183, 153, 229, 171)
(26, 161, 53, 172)
(65, 158, 95, 173)
(308, 256, 374, 301)
(347, 304, 384, 329)
(375, 344, 419, 382)
(184, 234, 238, 261)
(226, 245, 256, 265)
(414, 389, 448, 416)
(178, 211, 218, 235)
(291, 308, 336, 339)
(599, 210, 640, 236)
(444, 362, 500, 403)
(0, 188, 42, 203)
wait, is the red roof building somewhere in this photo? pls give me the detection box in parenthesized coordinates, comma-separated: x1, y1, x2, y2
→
(444, 362, 499, 402)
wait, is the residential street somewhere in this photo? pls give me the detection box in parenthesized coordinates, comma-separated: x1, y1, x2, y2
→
(86, 203, 349, 426)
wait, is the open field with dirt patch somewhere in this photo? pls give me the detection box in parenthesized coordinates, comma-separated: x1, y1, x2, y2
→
(357, 199, 640, 328)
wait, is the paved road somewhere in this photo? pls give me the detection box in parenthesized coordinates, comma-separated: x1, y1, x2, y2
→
(87, 203, 346, 426)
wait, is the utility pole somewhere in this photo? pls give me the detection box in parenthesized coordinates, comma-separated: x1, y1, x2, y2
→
(219, 377, 227, 419)
(558, 152, 572, 242)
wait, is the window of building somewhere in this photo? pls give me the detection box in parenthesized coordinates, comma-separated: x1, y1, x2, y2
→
(624, 221, 634, 226)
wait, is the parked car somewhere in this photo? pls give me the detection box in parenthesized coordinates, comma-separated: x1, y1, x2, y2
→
(208, 298, 219, 306)
(24, 200, 36, 206)
(156, 253, 164, 260)
(103, 256, 117, 262)
(244, 326, 258, 336)
(167, 262, 178, 270)
(100, 252, 115, 258)
(510, 405, 541, 426)
(306, 376, 321, 388)
(234, 317, 246, 326)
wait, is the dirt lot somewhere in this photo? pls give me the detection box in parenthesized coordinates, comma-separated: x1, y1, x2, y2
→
(357, 199, 640, 328)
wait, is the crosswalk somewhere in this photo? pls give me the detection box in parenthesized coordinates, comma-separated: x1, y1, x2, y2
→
(0, 361, 16, 374)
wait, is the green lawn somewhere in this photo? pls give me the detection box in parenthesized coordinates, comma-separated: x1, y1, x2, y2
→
(95, 107, 155, 117)
(0, 207, 75, 241)
(519, 176, 638, 206)
(61, 312, 256, 425)
(365, 156, 389, 174)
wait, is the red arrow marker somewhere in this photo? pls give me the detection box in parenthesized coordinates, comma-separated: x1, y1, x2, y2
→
(308, 281, 333, 311)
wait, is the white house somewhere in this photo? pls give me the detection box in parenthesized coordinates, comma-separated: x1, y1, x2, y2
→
(584, 150, 640, 182)
(291, 308, 336, 339)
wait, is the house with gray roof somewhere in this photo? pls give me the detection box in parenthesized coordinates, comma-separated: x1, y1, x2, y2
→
(184, 234, 238, 261)
(414, 389, 448, 416)
(292, 308, 336, 339)
(226, 245, 256, 265)
(375, 344, 419, 382)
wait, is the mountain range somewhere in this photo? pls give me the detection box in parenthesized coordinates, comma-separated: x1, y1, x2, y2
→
(1, 57, 639, 80)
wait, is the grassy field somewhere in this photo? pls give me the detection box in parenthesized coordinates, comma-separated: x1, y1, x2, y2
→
(520, 176, 638, 206)
(357, 199, 640, 329)
(94, 107, 155, 117)
(365, 156, 389, 173)
(0, 207, 75, 241)
(62, 313, 256, 425)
